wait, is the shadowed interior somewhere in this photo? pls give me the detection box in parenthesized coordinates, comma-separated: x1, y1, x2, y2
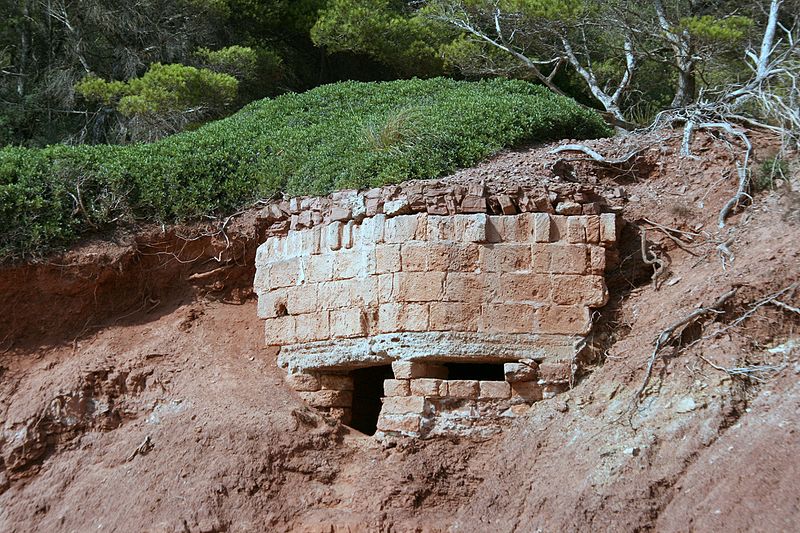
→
(349, 365, 394, 435)
(443, 363, 506, 381)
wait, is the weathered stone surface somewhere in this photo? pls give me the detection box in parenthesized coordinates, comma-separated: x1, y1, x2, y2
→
(600, 213, 617, 243)
(533, 213, 551, 243)
(447, 380, 480, 399)
(429, 302, 479, 332)
(382, 395, 427, 415)
(510, 381, 543, 401)
(384, 197, 411, 216)
(410, 378, 444, 397)
(299, 390, 352, 408)
(504, 361, 539, 383)
(376, 413, 422, 435)
(479, 381, 511, 399)
(384, 379, 411, 397)
(391, 361, 448, 379)
(285, 372, 320, 392)
(556, 201, 582, 215)
(320, 374, 354, 391)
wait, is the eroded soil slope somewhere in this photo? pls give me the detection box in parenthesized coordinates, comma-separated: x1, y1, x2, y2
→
(1, 129, 798, 532)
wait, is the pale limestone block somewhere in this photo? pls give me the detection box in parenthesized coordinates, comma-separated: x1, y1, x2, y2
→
(533, 213, 552, 243)
(479, 244, 531, 272)
(446, 380, 480, 399)
(377, 274, 395, 303)
(497, 273, 551, 303)
(342, 220, 354, 249)
(429, 302, 480, 332)
(590, 246, 606, 274)
(376, 413, 421, 434)
(294, 311, 330, 343)
(326, 221, 342, 251)
(427, 216, 455, 241)
(351, 195, 367, 222)
(351, 276, 378, 308)
(285, 372, 320, 392)
(549, 215, 568, 242)
(391, 360, 447, 379)
(300, 227, 321, 255)
(299, 390, 352, 408)
(443, 273, 487, 304)
(424, 243, 479, 272)
(384, 197, 411, 216)
(551, 275, 608, 307)
(535, 305, 592, 335)
(264, 315, 296, 346)
(316, 279, 353, 309)
(330, 307, 367, 339)
(456, 214, 487, 243)
(479, 303, 534, 334)
(268, 258, 301, 289)
(377, 303, 429, 333)
(511, 381, 543, 401)
(546, 244, 589, 275)
(479, 381, 511, 399)
(319, 374, 354, 391)
(253, 267, 270, 294)
(383, 379, 411, 397)
(381, 395, 427, 415)
(600, 213, 617, 243)
(333, 249, 358, 280)
(394, 272, 445, 302)
(286, 284, 318, 315)
(504, 361, 539, 383)
(257, 288, 287, 319)
(566, 216, 587, 244)
(306, 253, 335, 283)
(400, 242, 428, 271)
(555, 201, 582, 215)
(384, 213, 426, 243)
(584, 215, 600, 243)
(410, 378, 444, 397)
(376, 244, 402, 274)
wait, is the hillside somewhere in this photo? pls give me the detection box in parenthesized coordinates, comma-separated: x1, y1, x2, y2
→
(0, 126, 798, 532)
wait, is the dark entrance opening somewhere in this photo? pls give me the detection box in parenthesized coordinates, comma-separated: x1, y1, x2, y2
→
(443, 362, 506, 381)
(349, 365, 394, 435)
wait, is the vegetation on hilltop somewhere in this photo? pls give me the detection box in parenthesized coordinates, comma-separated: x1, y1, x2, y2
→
(0, 78, 611, 260)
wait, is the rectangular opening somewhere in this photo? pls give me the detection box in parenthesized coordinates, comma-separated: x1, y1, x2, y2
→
(443, 362, 505, 381)
(349, 365, 394, 436)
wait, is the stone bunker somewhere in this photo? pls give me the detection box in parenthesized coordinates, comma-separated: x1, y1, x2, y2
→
(254, 184, 618, 438)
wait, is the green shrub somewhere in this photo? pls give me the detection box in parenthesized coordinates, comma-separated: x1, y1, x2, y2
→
(0, 77, 611, 259)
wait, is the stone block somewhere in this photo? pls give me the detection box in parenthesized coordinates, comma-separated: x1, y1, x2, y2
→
(547, 244, 589, 275)
(497, 273, 551, 303)
(461, 195, 486, 213)
(332, 249, 360, 280)
(377, 274, 395, 303)
(361, 214, 385, 244)
(412, 243, 479, 272)
(427, 216, 455, 241)
(330, 206, 351, 222)
(429, 302, 480, 332)
(556, 201, 582, 215)
(326, 222, 342, 251)
(497, 194, 517, 214)
(320, 374, 354, 391)
(479, 381, 511, 399)
(549, 215, 568, 241)
(257, 288, 287, 319)
(410, 378, 444, 397)
(268, 258, 301, 289)
(376, 413, 421, 434)
(299, 390, 352, 408)
(551, 275, 608, 307)
(391, 361, 448, 379)
(330, 307, 367, 339)
(316, 280, 353, 309)
(286, 284, 318, 315)
(306, 254, 335, 283)
(400, 242, 428, 271)
(328, 407, 352, 425)
(504, 361, 539, 383)
(480, 244, 531, 272)
(376, 244, 402, 274)
(381, 395, 427, 415)
(533, 213, 552, 243)
(538, 362, 572, 384)
(582, 202, 602, 215)
(300, 227, 322, 255)
(600, 213, 617, 244)
(384, 197, 411, 216)
(443, 273, 488, 304)
(341, 221, 354, 249)
(542, 383, 569, 399)
(383, 379, 411, 397)
(456, 214, 488, 243)
(394, 272, 445, 302)
(385, 214, 426, 243)
(590, 246, 606, 274)
(365, 196, 383, 217)
(446, 380, 480, 399)
(536, 305, 591, 335)
(264, 315, 296, 345)
(511, 381, 543, 401)
(480, 303, 534, 334)
(377, 303, 429, 332)
(584, 216, 601, 243)
(566, 216, 586, 243)
(285, 372, 320, 392)
(293, 312, 330, 343)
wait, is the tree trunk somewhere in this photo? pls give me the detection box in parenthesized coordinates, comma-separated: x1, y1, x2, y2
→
(671, 60, 696, 108)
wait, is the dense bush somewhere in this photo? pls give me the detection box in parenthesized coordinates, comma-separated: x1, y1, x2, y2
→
(0, 77, 611, 259)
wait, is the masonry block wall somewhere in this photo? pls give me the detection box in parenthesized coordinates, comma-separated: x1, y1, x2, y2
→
(254, 197, 618, 437)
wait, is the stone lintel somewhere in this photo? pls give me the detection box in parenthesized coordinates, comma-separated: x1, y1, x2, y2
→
(277, 331, 584, 374)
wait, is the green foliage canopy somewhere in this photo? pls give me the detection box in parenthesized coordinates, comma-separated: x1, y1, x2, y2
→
(0, 78, 611, 259)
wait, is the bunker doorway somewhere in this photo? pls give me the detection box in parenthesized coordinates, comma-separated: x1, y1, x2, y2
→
(349, 365, 394, 435)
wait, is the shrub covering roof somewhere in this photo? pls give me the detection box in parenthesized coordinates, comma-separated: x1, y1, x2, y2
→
(0, 77, 611, 259)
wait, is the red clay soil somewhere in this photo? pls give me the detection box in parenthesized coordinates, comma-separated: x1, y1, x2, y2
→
(1, 128, 798, 532)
